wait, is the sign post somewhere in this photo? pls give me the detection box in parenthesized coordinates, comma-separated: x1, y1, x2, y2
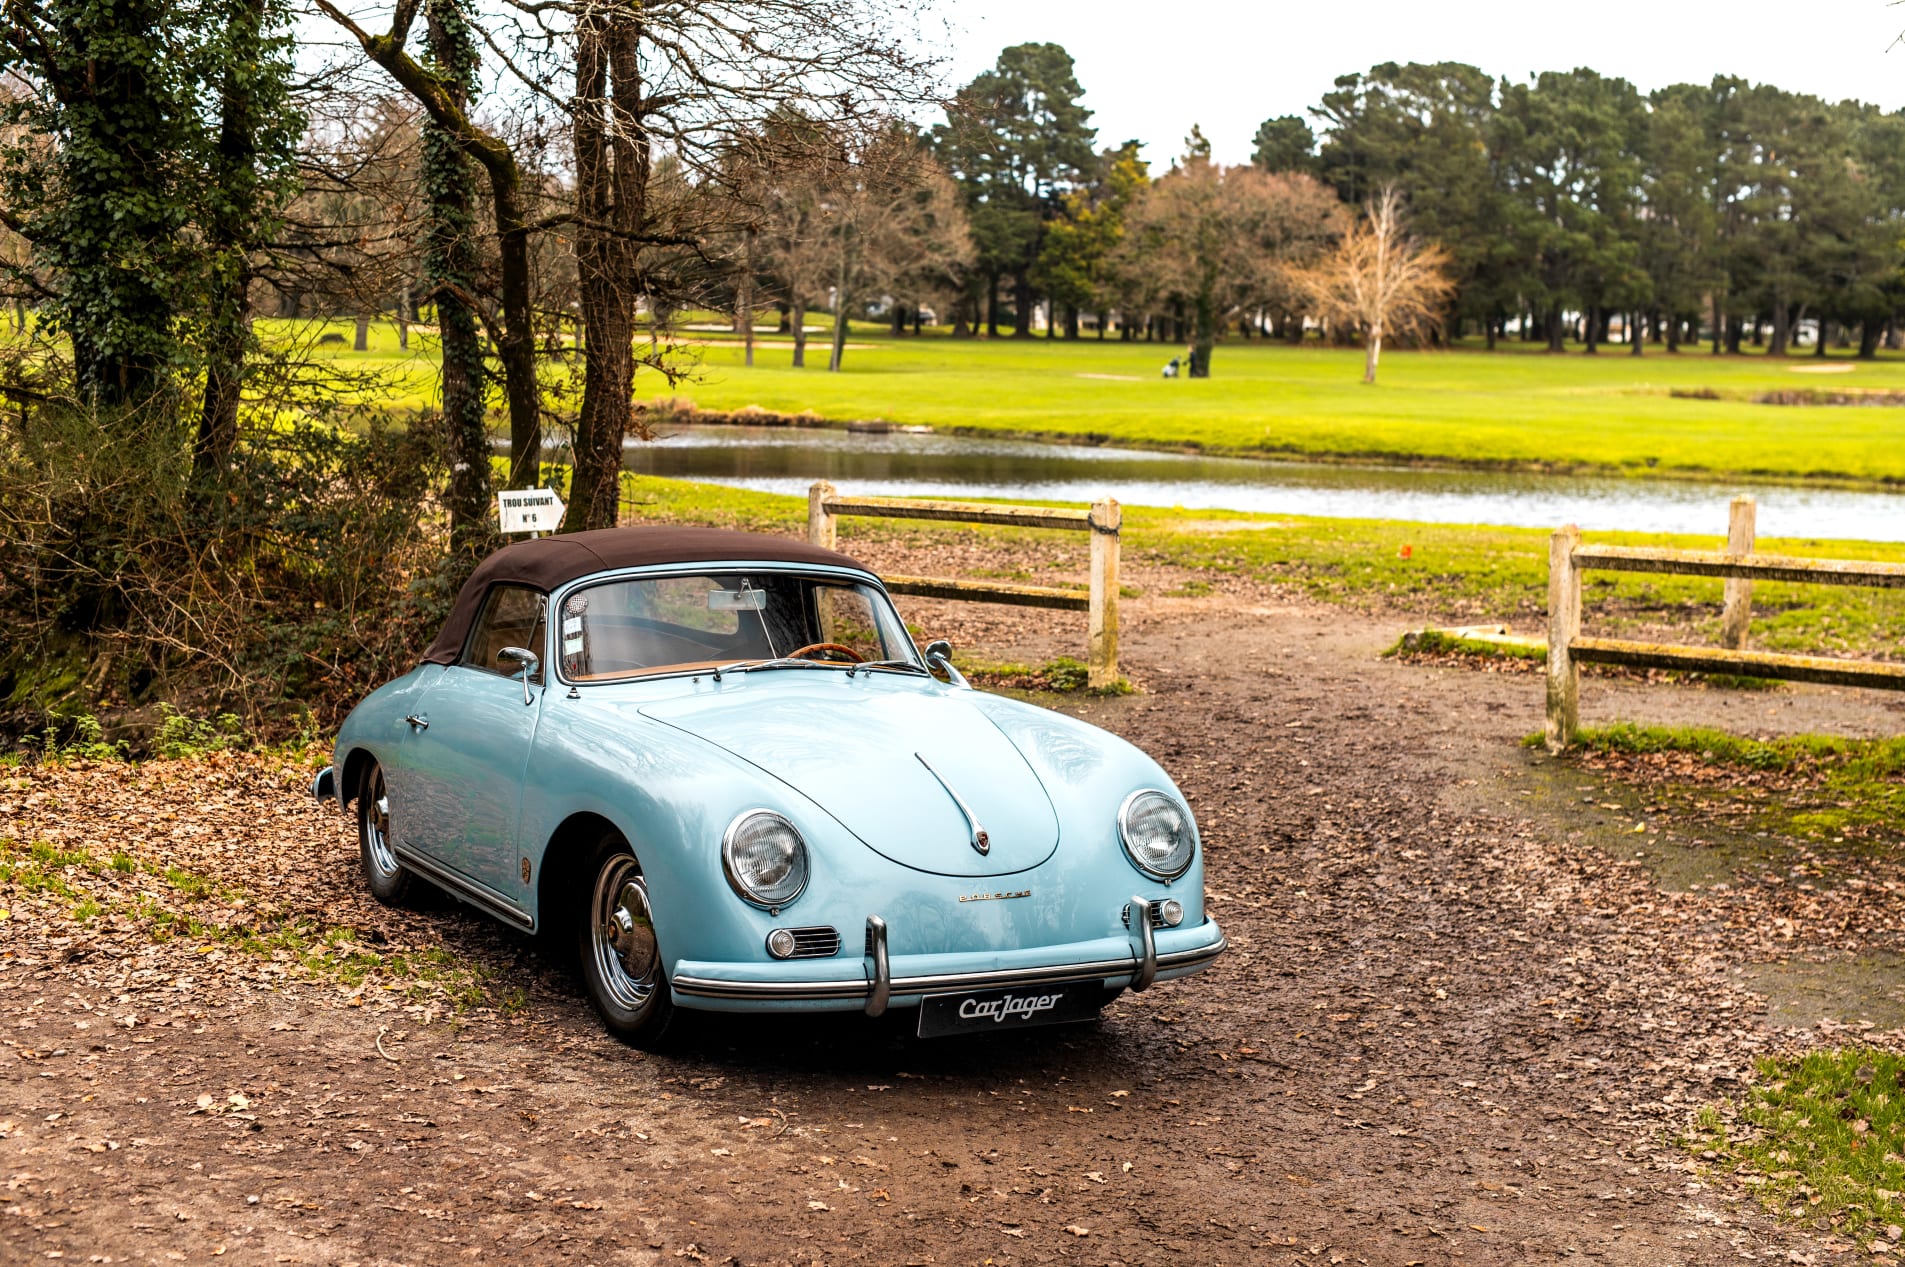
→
(497, 488, 566, 537)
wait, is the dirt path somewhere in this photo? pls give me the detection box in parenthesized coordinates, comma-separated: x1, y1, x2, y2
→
(6, 584, 1900, 1266)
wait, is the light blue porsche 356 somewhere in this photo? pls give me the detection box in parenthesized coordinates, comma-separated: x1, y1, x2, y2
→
(312, 526, 1225, 1045)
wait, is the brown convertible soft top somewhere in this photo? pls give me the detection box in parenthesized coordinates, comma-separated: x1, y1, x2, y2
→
(420, 526, 873, 665)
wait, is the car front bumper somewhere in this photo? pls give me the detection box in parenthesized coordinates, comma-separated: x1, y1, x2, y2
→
(669, 901, 1226, 1014)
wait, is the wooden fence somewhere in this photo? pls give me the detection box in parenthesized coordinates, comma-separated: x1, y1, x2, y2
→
(807, 481, 1122, 687)
(1545, 496, 1905, 751)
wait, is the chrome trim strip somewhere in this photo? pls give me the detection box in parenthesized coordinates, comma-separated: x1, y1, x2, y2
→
(1128, 893, 1157, 992)
(672, 935, 1227, 1002)
(392, 845, 535, 931)
(865, 916, 890, 1017)
(310, 766, 335, 801)
(916, 754, 990, 855)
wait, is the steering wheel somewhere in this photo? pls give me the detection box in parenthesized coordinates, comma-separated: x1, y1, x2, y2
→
(787, 642, 865, 664)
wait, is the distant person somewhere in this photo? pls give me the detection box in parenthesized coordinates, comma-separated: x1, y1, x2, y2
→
(1162, 357, 1180, 379)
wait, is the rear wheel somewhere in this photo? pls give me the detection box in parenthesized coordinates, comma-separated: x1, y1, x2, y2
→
(577, 834, 676, 1048)
(358, 762, 415, 905)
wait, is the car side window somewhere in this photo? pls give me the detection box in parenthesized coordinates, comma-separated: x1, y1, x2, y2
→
(460, 585, 546, 681)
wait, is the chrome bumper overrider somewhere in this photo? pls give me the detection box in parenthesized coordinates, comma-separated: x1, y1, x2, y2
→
(671, 901, 1226, 1012)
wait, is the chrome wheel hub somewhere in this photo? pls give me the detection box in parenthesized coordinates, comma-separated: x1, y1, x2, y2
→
(591, 857, 658, 1014)
(364, 773, 399, 878)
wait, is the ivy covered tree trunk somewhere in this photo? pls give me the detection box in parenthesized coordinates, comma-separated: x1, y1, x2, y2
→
(31, 0, 193, 407)
(320, 0, 540, 491)
(422, 0, 492, 559)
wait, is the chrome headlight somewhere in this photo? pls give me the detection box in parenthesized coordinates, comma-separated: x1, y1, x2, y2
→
(722, 810, 809, 909)
(1118, 790, 1195, 880)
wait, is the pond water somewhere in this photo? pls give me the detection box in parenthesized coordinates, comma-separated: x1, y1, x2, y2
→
(618, 425, 1905, 543)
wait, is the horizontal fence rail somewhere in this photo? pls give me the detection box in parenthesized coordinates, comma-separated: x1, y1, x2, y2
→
(809, 482, 1120, 686)
(879, 574, 1091, 612)
(1545, 496, 1904, 751)
(820, 496, 1095, 532)
(1569, 638, 1905, 691)
(1573, 545, 1905, 588)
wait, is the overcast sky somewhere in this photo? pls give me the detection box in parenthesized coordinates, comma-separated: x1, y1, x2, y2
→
(935, 1, 1905, 167)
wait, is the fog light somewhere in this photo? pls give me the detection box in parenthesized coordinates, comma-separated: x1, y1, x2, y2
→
(1158, 899, 1184, 928)
(766, 928, 798, 959)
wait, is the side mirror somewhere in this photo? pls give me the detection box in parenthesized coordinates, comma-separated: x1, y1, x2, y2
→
(498, 646, 540, 705)
(923, 640, 968, 688)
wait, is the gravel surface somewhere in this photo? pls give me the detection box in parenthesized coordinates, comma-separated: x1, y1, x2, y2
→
(5, 555, 1903, 1265)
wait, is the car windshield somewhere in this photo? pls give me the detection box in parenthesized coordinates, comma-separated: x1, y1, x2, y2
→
(557, 571, 921, 682)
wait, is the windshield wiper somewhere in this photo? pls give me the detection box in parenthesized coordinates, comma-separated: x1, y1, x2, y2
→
(849, 659, 930, 677)
(709, 657, 835, 681)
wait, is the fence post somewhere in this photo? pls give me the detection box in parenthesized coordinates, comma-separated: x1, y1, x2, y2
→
(807, 480, 837, 550)
(1545, 524, 1582, 753)
(1720, 495, 1757, 650)
(1088, 497, 1121, 689)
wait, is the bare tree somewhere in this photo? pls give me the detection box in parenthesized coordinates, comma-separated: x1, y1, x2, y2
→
(744, 122, 969, 372)
(1286, 185, 1454, 384)
(1119, 157, 1339, 376)
(397, 0, 934, 528)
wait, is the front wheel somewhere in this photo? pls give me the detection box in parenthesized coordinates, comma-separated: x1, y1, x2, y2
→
(358, 762, 415, 906)
(577, 835, 676, 1048)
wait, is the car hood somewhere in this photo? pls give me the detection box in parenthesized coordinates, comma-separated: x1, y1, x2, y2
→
(639, 677, 1060, 877)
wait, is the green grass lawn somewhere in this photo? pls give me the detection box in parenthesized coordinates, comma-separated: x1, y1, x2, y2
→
(1693, 1049, 1905, 1245)
(617, 473, 1905, 660)
(271, 317, 1905, 487)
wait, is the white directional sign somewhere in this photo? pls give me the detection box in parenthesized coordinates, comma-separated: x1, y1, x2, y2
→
(497, 487, 566, 535)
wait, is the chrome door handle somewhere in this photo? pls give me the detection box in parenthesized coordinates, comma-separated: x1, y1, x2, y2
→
(405, 714, 429, 731)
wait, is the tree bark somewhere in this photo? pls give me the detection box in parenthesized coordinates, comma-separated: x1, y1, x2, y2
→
(419, 0, 492, 558)
(791, 302, 807, 367)
(1187, 285, 1215, 378)
(1364, 319, 1382, 384)
(192, 0, 267, 479)
(1629, 310, 1643, 356)
(1547, 306, 1566, 353)
(738, 228, 755, 368)
(985, 274, 999, 337)
(566, 0, 647, 531)
(317, 0, 541, 490)
(1011, 274, 1032, 337)
(828, 252, 850, 371)
(1859, 319, 1882, 359)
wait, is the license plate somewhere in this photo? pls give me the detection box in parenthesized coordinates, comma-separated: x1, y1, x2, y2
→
(917, 984, 1109, 1038)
